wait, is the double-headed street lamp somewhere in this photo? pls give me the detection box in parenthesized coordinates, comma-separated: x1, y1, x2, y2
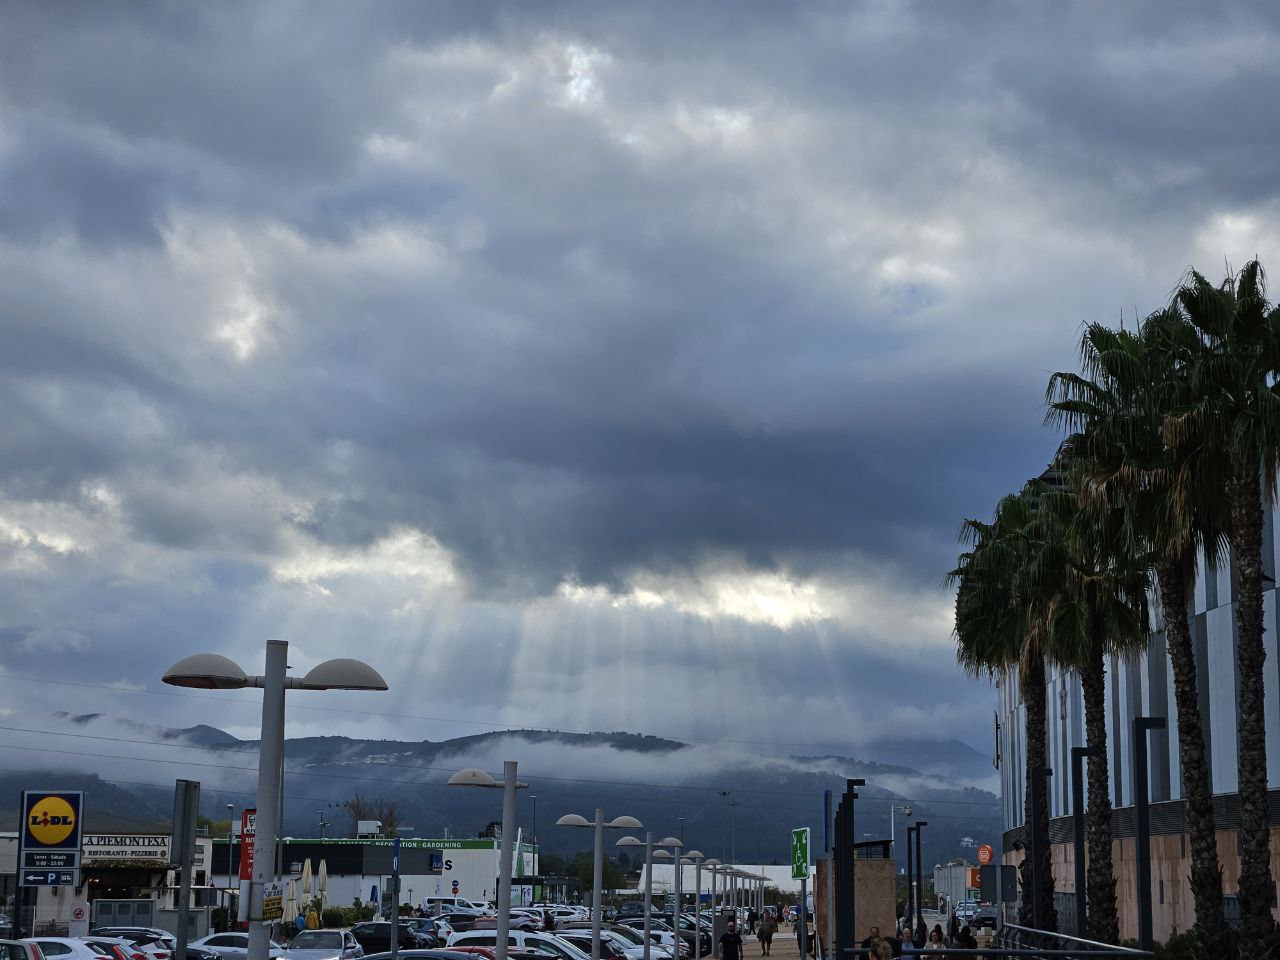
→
(163, 641, 388, 960)
(651, 837, 686, 956)
(557, 811, 643, 960)
(617, 834, 656, 960)
(448, 764, 527, 960)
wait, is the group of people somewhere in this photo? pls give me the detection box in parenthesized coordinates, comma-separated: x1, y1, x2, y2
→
(717, 908, 807, 960)
(859, 916, 980, 958)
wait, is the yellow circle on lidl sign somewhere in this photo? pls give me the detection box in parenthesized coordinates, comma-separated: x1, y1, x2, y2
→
(27, 795, 76, 845)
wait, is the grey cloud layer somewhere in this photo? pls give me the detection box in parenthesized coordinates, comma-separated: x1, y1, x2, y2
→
(2, 1, 1278, 747)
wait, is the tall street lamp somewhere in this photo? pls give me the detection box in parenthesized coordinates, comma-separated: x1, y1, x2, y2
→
(697, 857, 718, 921)
(651, 837, 683, 955)
(617, 834, 656, 960)
(225, 803, 236, 922)
(557, 811, 643, 960)
(448, 763, 527, 960)
(890, 803, 911, 865)
(913, 820, 928, 937)
(691, 855, 711, 926)
(163, 641, 387, 960)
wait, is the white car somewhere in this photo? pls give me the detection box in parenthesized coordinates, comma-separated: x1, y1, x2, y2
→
(446, 930, 590, 960)
(24, 939, 106, 960)
(189, 934, 286, 960)
(81, 938, 146, 960)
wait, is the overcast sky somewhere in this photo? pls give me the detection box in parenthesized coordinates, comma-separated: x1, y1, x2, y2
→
(2, 2, 1279, 767)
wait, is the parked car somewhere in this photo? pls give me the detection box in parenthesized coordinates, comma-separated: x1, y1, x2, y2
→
(81, 938, 149, 960)
(557, 924, 671, 960)
(445, 930, 589, 960)
(434, 916, 483, 935)
(971, 905, 998, 930)
(397, 920, 440, 948)
(446, 949, 547, 960)
(22, 940, 104, 960)
(359, 952, 475, 960)
(190, 934, 287, 960)
(350, 924, 414, 956)
(556, 931, 642, 960)
(613, 920, 687, 959)
(2, 941, 43, 960)
(470, 917, 538, 935)
(279, 930, 363, 960)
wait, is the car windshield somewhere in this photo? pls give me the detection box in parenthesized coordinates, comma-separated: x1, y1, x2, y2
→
(289, 933, 342, 950)
(609, 929, 643, 946)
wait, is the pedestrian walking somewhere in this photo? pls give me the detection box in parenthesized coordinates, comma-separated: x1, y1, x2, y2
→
(747, 907, 758, 935)
(719, 919, 744, 960)
(756, 912, 776, 955)
(923, 929, 944, 953)
(947, 911, 958, 944)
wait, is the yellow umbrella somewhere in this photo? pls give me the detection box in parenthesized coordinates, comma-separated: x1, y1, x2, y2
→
(317, 861, 328, 912)
(301, 859, 313, 900)
(283, 880, 299, 925)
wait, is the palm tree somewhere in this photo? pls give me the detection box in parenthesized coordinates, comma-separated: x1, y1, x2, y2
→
(1030, 479, 1149, 943)
(1048, 318, 1230, 957)
(1167, 262, 1280, 952)
(951, 485, 1057, 930)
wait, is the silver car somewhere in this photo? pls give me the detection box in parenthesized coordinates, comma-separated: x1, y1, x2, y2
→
(278, 931, 362, 960)
(189, 935, 286, 960)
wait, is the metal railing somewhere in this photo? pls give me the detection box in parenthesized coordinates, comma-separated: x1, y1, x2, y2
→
(837, 923, 1152, 960)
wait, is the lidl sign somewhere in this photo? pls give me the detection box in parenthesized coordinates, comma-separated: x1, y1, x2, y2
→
(24, 791, 83, 850)
(20, 790, 83, 886)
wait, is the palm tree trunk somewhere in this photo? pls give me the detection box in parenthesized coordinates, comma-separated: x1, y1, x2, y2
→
(1021, 656, 1058, 930)
(1157, 560, 1227, 958)
(1228, 463, 1274, 956)
(1081, 615, 1118, 943)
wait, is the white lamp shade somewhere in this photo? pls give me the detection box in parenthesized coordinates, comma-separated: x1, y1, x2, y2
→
(556, 814, 592, 827)
(608, 815, 643, 829)
(652, 850, 673, 860)
(657, 836, 681, 847)
(163, 653, 248, 690)
(301, 658, 388, 691)
(685, 850, 704, 859)
(703, 859, 721, 866)
(448, 768, 500, 788)
(616, 836, 644, 847)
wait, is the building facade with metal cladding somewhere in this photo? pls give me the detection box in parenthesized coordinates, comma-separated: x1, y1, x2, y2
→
(994, 500, 1280, 942)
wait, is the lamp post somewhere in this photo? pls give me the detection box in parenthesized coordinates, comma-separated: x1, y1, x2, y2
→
(618, 834, 655, 960)
(905, 826, 916, 935)
(163, 643, 387, 960)
(652, 837, 684, 955)
(225, 803, 236, 923)
(913, 821, 928, 938)
(698, 857, 719, 922)
(1134, 717, 1166, 952)
(449, 764, 527, 960)
(557, 811, 643, 960)
(890, 803, 912, 865)
(683, 852, 705, 928)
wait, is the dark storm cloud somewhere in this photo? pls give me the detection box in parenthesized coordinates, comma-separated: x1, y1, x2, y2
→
(2, 0, 1278, 747)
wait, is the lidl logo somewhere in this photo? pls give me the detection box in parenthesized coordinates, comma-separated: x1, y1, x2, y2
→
(23, 793, 81, 848)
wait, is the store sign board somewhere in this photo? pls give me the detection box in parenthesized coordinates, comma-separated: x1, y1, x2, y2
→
(240, 809, 257, 881)
(82, 834, 171, 863)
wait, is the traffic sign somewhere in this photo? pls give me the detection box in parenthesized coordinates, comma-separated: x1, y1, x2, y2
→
(22, 870, 77, 886)
(977, 844, 994, 865)
(263, 882, 283, 921)
(790, 827, 811, 880)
